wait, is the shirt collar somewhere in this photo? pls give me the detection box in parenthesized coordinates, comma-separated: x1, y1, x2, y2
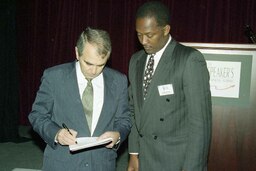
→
(154, 35, 172, 57)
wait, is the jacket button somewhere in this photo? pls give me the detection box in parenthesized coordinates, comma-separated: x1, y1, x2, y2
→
(166, 98, 170, 102)
(154, 135, 157, 140)
(160, 118, 164, 121)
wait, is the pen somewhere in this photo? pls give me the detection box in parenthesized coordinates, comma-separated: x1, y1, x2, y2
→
(62, 123, 73, 136)
(62, 123, 77, 144)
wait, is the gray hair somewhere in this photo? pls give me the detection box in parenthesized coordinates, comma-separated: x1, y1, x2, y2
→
(76, 27, 112, 58)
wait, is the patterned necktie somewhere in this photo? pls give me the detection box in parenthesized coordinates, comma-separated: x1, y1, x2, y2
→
(82, 79, 93, 131)
(143, 54, 155, 99)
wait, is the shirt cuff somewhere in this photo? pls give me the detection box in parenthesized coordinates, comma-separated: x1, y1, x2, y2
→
(129, 153, 139, 155)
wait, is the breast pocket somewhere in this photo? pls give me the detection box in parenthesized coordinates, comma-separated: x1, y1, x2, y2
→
(157, 93, 176, 113)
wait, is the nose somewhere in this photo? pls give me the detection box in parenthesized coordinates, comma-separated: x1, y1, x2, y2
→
(140, 35, 148, 45)
(91, 66, 97, 75)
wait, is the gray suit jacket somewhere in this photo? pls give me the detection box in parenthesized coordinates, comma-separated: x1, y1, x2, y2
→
(29, 61, 131, 171)
(128, 39, 212, 171)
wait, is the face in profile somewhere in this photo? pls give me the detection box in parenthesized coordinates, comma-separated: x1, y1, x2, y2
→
(136, 17, 170, 54)
(75, 43, 108, 79)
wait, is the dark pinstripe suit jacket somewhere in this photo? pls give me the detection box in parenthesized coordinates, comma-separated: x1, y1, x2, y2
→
(128, 39, 212, 171)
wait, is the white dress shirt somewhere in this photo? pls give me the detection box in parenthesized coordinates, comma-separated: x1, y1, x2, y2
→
(76, 62, 104, 136)
(144, 35, 172, 72)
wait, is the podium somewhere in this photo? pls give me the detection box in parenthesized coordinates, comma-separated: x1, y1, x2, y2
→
(181, 43, 256, 171)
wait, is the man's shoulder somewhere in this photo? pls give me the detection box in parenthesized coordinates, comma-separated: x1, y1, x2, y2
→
(129, 50, 145, 65)
(104, 67, 126, 78)
(132, 49, 145, 58)
(173, 42, 205, 63)
(103, 67, 127, 86)
(174, 41, 200, 54)
(43, 61, 75, 77)
(45, 61, 74, 71)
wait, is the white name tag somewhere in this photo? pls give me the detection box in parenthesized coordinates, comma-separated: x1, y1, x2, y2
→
(158, 84, 174, 96)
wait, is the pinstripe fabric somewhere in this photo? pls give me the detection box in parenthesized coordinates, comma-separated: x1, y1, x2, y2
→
(28, 62, 131, 171)
(128, 39, 212, 171)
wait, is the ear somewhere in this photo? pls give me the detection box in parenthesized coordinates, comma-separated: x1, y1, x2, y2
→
(75, 47, 79, 60)
(164, 25, 171, 36)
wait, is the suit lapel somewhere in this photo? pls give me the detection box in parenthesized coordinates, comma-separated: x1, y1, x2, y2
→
(136, 53, 147, 108)
(64, 62, 81, 105)
(64, 62, 91, 135)
(93, 68, 114, 136)
(144, 39, 177, 99)
(140, 40, 177, 128)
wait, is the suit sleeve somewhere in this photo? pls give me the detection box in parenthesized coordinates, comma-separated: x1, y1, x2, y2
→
(28, 70, 61, 149)
(128, 55, 140, 153)
(182, 51, 212, 171)
(113, 74, 132, 144)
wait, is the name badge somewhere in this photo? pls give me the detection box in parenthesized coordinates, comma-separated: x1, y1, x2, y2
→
(158, 84, 174, 96)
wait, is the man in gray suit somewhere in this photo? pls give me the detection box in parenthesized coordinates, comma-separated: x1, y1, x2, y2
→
(29, 27, 131, 171)
(128, 1, 212, 171)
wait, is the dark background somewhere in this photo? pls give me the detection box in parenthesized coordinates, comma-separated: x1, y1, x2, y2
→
(1, 0, 256, 170)
(15, 0, 256, 125)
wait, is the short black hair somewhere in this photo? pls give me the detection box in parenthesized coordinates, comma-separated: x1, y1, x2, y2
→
(136, 1, 170, 27)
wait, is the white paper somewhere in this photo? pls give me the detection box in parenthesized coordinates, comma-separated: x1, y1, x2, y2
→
(69, 137, 113, 151)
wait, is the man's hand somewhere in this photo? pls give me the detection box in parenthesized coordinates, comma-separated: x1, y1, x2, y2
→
(127, 154, 139, 171)
(98, 131, 120, 148)
(56, 128, 77, 145)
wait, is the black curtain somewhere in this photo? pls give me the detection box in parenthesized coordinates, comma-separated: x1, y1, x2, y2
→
(0, 0, 19, 142)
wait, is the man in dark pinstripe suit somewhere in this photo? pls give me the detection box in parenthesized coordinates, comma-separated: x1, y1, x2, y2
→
(127, 1, 212, 171)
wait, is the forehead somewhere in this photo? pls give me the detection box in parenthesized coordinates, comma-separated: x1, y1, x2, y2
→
(136, 17, 159, 33)
(82, 43, 108, 65)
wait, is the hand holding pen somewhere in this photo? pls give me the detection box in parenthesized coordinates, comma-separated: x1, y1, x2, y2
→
(56, 123, 77, 145)
(62, 123, 74, 136)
